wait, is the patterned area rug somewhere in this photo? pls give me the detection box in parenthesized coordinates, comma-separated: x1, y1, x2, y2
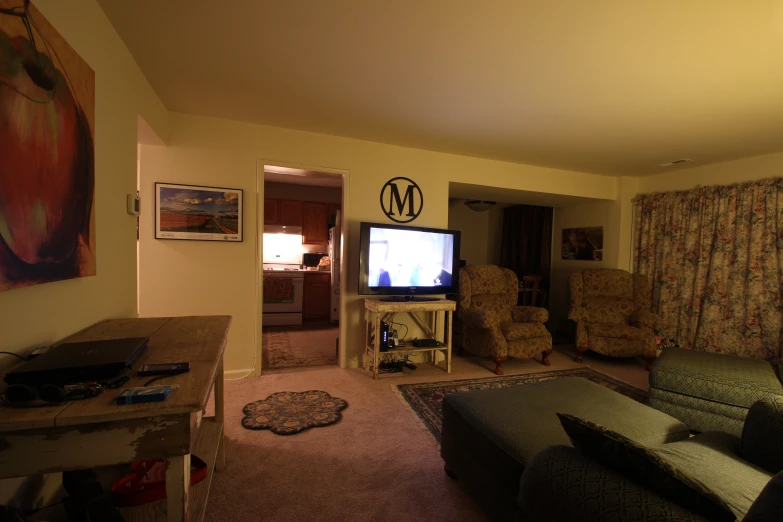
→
(241, 390, 348, 435)
(394, 367, 647, 443)
(263, 325, 338, 369)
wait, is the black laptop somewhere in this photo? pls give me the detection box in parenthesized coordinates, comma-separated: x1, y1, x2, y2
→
(4, 337, 149, 387)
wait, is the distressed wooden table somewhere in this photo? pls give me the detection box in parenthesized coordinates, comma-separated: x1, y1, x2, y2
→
(0, 316, 231, 522)
(364, 299, 455, 379)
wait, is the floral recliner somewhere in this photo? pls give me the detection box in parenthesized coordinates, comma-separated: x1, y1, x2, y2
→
(459, 265, 553, 375)
(569, 268, 660, 367)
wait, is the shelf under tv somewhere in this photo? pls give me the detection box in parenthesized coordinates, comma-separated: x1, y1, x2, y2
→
(378, 296, 442, 302)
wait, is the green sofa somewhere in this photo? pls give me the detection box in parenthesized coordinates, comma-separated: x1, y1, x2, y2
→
(519, 396, 783, 521)
(649, 348, 783, 436)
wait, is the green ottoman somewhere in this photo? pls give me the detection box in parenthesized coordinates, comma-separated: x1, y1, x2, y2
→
(649, 348, 783, 437)
(440, 376, 689, 521)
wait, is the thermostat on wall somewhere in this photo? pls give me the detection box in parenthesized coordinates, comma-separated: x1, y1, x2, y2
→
(127, 193, 140, 216)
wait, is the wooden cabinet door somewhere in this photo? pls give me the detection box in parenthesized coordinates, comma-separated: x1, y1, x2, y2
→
(278, 200, 303, 226)
(302, 202, 328, 244)
(303, 273, 331, 320)
(328, 203, 341, 221)
(264, 199, 278, 225)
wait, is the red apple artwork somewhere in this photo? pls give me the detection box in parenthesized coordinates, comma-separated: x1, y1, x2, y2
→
(0, 0, 95, 292)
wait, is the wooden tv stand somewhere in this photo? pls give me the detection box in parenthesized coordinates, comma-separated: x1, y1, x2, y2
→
(364, 298, 456, 379)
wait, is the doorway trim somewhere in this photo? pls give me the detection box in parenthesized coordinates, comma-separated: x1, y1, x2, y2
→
(255, 159, 350, 376)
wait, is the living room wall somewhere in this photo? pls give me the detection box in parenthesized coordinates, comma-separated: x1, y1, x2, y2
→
(138, 112, 618, 375)
(549, 199, 619, 332)
(0, 0, 168, 507)
(447, 202, 490, 266)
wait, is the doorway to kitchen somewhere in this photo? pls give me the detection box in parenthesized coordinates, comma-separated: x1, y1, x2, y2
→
(261, 165, 344, 371)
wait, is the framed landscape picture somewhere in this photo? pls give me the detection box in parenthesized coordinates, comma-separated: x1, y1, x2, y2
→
(155, 183, 243, 242)
(562, 227, 603, 261)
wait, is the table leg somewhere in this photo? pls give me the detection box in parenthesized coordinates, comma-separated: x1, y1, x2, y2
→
(364, 308, 370, 372)
(166, 454, 191, 522)
(373, 312, 381, 379)
(215, 357, 225, 472)
(446, 310, 453, 374)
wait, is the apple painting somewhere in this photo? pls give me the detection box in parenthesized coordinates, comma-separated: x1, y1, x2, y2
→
(0, 0, 95, 291)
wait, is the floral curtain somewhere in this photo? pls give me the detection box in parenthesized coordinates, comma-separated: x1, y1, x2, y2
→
(633, 178, 783, 361)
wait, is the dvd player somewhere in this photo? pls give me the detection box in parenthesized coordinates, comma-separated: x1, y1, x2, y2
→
(4, 337, 148, 387)
(412, 339, 442, 348)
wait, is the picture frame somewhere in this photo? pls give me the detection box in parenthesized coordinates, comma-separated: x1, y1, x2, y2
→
(155, 183, 243, 242)
(561, 226, 603, 261)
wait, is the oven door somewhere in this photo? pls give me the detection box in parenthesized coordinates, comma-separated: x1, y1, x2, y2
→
(262, 275, 304, 313)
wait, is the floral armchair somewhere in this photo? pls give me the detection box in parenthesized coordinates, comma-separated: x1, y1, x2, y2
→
(569, 268, 659, 368)
(459, 265, 553, 375)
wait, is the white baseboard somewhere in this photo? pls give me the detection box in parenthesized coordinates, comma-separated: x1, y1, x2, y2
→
(224, 368, 254, 380)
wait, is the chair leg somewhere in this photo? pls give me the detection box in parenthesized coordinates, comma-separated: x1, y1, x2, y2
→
(575, 347, 585, 363)
(491, 356, 507, 376)
(643, 355, 656, 371)
(541, 348, 552, 366)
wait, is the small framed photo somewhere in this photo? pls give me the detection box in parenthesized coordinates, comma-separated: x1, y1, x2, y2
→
(155, 183, 243, 242)
(562, 227, 603, 261)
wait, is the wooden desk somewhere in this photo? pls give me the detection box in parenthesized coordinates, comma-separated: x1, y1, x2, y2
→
(364, 299, 456, 379)
(0, 316, 231, 522)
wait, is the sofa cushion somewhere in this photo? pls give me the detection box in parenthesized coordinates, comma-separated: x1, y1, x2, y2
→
(588, 323, 650, 341)
(655, 431, 774, 520)
(742, 396, 783, 474)
(649, 388, 747, 436)
(557, 414, 736, 522)
(650, 348, 783, 409)
(501, 321, 548, 341)
(585, 296, 635, 324)
(519, 445, 712, 522)
(743, 470, 783, 522)
(582, 269, 634, 298)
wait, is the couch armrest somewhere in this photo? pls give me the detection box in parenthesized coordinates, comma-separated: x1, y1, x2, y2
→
(568, 306, 589, 324)
(742, 396, 783, 474)
(519, 445, 710, 522)
(512, 306, 548, 323)
(630, 310, 660, 330)
(460, 309, 500, 329)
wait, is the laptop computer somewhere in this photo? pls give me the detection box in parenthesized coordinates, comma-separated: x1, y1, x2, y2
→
(4, 337, 149, 387)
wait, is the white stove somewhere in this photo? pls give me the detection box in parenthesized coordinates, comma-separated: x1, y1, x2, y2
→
(262, 264, 304, 325)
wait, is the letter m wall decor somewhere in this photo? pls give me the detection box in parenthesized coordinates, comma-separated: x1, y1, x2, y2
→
(380, 177, 423, 224)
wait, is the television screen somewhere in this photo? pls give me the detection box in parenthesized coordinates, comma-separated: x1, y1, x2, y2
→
(359, 222, 460, 296)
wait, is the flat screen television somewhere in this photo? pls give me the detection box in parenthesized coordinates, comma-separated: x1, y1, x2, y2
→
(358, 221, 460, 300)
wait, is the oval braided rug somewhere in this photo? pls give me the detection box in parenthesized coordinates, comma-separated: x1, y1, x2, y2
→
(241, 390, 348, 435)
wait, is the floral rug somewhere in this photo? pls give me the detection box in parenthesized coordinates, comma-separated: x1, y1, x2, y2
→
(241, 390, 348, 435)
(262, 325, 338, 369)
(393, 368, 647, 443)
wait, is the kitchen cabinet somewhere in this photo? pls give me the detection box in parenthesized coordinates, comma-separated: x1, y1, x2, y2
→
(264, 199, 278, 224)
(328, 203, 341, 221)
(303, 272, 331, 321)
(278, 200, 303, 226)
(302, 202, 328, 244)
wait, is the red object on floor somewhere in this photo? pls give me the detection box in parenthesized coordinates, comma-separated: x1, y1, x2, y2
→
(111, 455, 208, 507)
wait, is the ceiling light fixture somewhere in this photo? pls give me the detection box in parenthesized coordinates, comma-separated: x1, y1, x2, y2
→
(464, 200, 496, 212)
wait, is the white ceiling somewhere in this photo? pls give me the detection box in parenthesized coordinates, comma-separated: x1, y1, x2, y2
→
(264, 166, 343, 187)
(100, 0, 783, 176)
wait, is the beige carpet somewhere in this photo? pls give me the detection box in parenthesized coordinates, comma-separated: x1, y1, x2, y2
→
(204, 347, 649, 521)
(262, 324, 339, 369)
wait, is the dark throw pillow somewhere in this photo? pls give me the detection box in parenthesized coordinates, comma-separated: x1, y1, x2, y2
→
(741, 396, 783, 474)
(557, 413, 736, 522)
(744, 470, 783, 522)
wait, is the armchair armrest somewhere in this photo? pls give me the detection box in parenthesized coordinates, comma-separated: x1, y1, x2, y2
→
(742, 396, 783, 474)
(568, 306, 589, 324)
(630, 311, 660, 330)
(512, 306, 548, 323)
(460, 309, 500, 329)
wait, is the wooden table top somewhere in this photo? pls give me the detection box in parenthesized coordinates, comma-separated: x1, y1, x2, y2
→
(0, 316, 231, 432)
